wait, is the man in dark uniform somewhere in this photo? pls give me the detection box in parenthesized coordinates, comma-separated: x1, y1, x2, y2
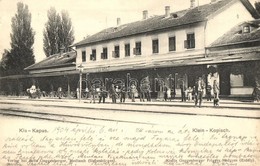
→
(206, 84, 212, 101)
(110, 84, 117, 103)
(90, 85, 96, 103)
(146, 87, 151, 102)
(130, 83, 137, 102)
(98, 86, 107, 103)
(180, 83, 186, 102)
(194, 77, 205, 107)
(163, 84, 168, 101)
(120, 85, 126, 103)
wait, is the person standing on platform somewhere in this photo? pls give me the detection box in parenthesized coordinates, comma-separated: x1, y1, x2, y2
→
(206, 84, 212, 101)
(110, 84, 117, 103)
(98, 86, 106, 103)
(140, 84, 145, 102)
(115, 85, 120, 98)
(57, 87, 62, 99)
(213, 80, 220, 106)
(90, 85, 96, 103)
(192, 86, 197, 103)
(180, 83, 186, 102)
(167, 87, 171, 101)
(76, 88, 79, 99)
(195, 77, 205, 107)
(187, 86, 193, 101)
(213, 80, 219, 99)
(120, 85, 126, 103)
(164, 84, 168, 101)
(146, 88, 151, 102)
(143, 76, 151, 102)
(252, 86, 260, 102)
(130, 83, 137, 102)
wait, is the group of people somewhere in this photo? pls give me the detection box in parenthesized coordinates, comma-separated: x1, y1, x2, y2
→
(88, 85, 108, 104)
(109, 84, 127, 103)
(26, 85, 41, 99)
(88, 84, 128, 104)
(28, 77, 220, 108)
(178, 77, 220, 107)
(86, 82, 152, 104)
(85, 77, 220, 107)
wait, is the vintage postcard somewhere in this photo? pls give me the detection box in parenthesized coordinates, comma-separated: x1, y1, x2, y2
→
(0, 0, 260, 165)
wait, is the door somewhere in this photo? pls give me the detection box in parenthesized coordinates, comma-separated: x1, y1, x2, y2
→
(219, 66, 230, 96)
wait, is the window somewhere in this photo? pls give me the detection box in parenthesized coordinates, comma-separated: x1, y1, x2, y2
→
(113, 46, 120, 58)
(152, 39, 159, 54)
(134, 42, 141, 55)
(243, 26, 250, 33)
(82, 51, 86, 62)
(169, 36, 176, 51)
(101, 47, 107, 59)
(244, 74, 254, 86)
(90, 49, 96, 61)
(125, 44, 130, 57)
(230, 74, 254, 87)
(184, 33, 195, 49)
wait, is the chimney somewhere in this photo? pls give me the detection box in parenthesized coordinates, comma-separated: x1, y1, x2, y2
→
(190, 0, 196, 8)
(165, 6, 170, 17)
(143, 10, 148, 20)
(117, 18, 121, 26)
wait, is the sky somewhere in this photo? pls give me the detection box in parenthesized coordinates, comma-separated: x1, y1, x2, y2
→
(0, 0, 258, 62)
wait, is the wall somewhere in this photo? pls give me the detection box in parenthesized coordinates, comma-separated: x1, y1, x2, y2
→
(230, 87, 254, 96)
(205, 0, 253, 46)
(76, 23, 206, 70)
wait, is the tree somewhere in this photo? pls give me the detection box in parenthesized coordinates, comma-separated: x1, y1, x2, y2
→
(0, 50, 9, 76)
(255, 1, 260, 14)
(43, 7, 61, 56)
(5, 2, 35, 75)
(59, 10, 75, 52)
(43, 8, 74, 57)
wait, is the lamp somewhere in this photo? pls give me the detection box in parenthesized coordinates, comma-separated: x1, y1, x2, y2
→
(77, 64, 84, 102)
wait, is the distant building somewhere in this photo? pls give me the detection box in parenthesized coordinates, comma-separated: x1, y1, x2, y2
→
(73, 0, 259, 98)
(25, 51, 78, 97)
(207, 19, 260, 97)
(0, 51, 77, 96)
(25, 51, 76, 76)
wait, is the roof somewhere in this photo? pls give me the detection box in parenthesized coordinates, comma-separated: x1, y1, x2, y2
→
(25, 51, 76, 71)
(74, 0, 259, 47)
(210, 19, 260, 47)
(80, 52, 260, 74)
